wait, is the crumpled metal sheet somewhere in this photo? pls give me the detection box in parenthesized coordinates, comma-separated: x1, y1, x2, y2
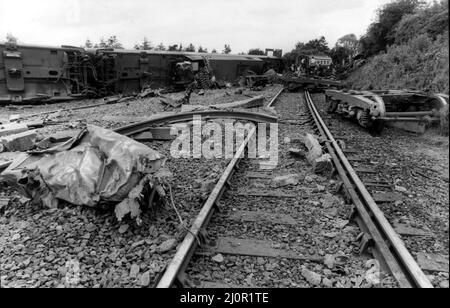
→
(0, 125, 166, 210)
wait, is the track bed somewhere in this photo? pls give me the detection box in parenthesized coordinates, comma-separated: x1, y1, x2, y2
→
(182, 92, 398, 288)
(312, 93, 449, 288)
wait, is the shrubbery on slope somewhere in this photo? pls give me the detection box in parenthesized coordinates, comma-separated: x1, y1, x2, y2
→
(348, 1, 449, 94)
(347, 33, 449, 93)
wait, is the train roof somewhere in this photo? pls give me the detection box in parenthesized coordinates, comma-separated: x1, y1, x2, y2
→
(0, 42, 272, 63)
(307, 55, 332, 61)
(0, 42, 84, 51)
(88, 48, 264, 62)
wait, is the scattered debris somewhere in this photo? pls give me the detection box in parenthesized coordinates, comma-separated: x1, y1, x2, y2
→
(0, 130, 37, 152)
(0, 197, 10, 212)
(118, 224, 130, 234)
(129, 264, 140, 278)
(0, 123, 29, 137)
(394, 223, 429, 237)
(138, 88, 161, 99)
(417, 253, 449, 273)
(158, 238, 177, 253)
(140, 271, 151, 287)
(301, 133, 333, 174)
(324, 254, 336, 269)
(301, 268, 322, 286)
(270, 174, 302, 188)
(212, 254, 225, 263)
(395, 185, 408, 193)
(180, 95, 265, 113)
(288, 148, 306, 159)
(0, 125, 170, 223)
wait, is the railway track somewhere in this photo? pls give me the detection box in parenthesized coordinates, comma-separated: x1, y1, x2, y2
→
(311, 92, 449, 288)
(304, 92, 432, 288)
(154, 89, 432, 288)
(0, 86, 439, 288)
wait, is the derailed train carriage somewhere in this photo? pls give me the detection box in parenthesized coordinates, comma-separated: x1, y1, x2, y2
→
(0, 42, 279, 104)
(326, 89, 449, 133)
(0, 42, 91, 103)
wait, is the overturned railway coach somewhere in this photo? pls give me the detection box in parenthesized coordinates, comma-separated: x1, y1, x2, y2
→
(1, 42, 281, 104)
(0, 42, 91, 103)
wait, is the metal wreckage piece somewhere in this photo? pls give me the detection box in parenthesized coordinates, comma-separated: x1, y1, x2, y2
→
(0, 125, 171, 223)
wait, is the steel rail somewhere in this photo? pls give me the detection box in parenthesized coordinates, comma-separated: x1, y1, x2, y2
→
(304, 91, 433, 288)
(267, 87, 285, 108)
(156, 89, 284, 288)
(156, 126, 256, 288)
(114, 110, 278, 137)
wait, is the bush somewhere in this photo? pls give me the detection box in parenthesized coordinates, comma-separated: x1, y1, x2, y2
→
(394, 0, 449, 44)
(347, 33, 449, 94)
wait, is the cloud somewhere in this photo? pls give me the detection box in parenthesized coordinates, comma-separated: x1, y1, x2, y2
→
(1, 0, 397, 53)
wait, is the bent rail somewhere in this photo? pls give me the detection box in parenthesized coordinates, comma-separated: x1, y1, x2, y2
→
(114, 110, 278, 137)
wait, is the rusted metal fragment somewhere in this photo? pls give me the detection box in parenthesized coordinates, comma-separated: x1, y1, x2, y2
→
(227, 210, 297, 226)
(417, 253, 449, 273)
(231, 190, 297, 198)
(372, 192, 403, 203)
(209, 237, 322, 261)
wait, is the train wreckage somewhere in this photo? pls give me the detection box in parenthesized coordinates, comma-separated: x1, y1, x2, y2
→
(326, 89, 449, 133)
(0, 42, 283, 104)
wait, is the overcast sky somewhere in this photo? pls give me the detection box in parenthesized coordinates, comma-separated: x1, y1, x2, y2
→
(1, 0, 396, 53)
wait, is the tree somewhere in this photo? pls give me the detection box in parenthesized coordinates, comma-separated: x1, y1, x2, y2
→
(360, 0, 423, 57)
(337, 34, 359, 55)
(303, 36, 330, 54)
(248, 48, 266, 55)
(394, 0, 449, 44)
(168, 44, 179, 51)
(135, 37, 153, 50)
(6, 33, 17, 44)
(106, 35, 124, 49)
(84, 39, 93, 48)
(184, 43, 196, 52)
(96, 36, 124, 49)
(332, 33, 359, 66)
(198, 46, 208, 53)
(222, 44, 232, 54)
(211, 49, 218, 53)
(155, 43, 166, 51)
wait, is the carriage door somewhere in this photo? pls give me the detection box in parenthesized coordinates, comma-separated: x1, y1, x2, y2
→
(3, 51, 25, 92)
